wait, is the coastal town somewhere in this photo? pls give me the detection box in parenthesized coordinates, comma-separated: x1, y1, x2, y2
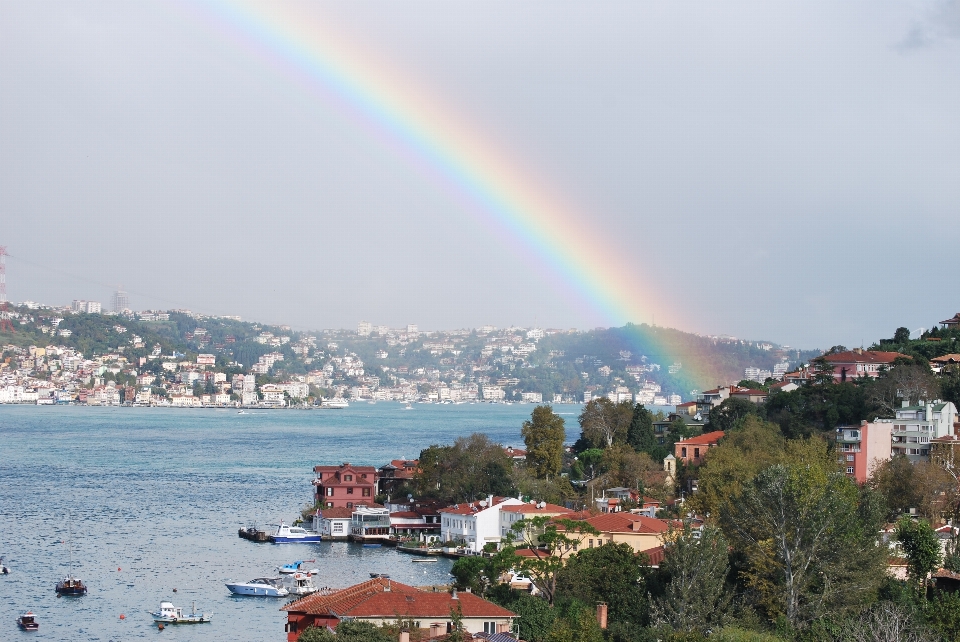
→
(0, 293, 807, 409)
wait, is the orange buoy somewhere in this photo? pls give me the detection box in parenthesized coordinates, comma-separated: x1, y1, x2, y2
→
(158, 622, 165, 630)
(119, 614, 125, 620)
(117, 567, 121, 571)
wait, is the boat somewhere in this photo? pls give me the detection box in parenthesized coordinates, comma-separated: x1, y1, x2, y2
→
(411, 557, 438, 563)
(56, 576, 87, 596)
(273, 522, 322, 543)
(404, 404, 413, 410)
(1, 555, 9, 574)
(320, 399, 349, 409)
(225, 577, 289, 597)
(17, 611, 39, 631)
(278, 559, 315, 574)
(362, 543, 382, 548)
(237, 410, 247, 415)
(149, 601, 213, 624)
(281, 569, 321, 596)
(369, 573, 390, 579)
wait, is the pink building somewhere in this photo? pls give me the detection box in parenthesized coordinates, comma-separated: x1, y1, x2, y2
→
(836, 420, 893, 483)
(821, 350, 904, 382)
(312, 463, 379, 509)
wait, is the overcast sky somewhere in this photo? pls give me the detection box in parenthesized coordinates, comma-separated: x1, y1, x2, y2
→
(2, 1, 958, 349)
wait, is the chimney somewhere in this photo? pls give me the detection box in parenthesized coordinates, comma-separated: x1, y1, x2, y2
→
(596, 602, 608, 629)
(399, 631, 410, 642)
(451, 589, 458, 600)
(927, 402, 933, 422)
(487, 494, 494, 507)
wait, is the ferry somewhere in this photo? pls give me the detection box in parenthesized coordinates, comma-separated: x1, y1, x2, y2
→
(273, 522, 322, 543)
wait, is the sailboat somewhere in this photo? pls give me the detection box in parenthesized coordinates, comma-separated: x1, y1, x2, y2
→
(56, 517, 87, 596)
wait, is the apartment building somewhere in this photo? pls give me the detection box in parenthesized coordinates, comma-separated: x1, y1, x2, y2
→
(836, 420, 893, 483)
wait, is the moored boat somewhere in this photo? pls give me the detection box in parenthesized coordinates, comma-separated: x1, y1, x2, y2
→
(149, 601, 213, 624)
(225, 578, 289, 597)
(281, 569, 321, 596)
(56, 576, 87, 596)
(278, 559, 315, 574)
(273, 522, 322, 543)
(17, 611, 39, 631)
(320, 399, 349, 409)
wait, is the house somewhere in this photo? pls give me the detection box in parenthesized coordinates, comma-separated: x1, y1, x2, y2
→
(652, 413, 707, 446)
(931, 354, 960, 374)
(500, 501, 571, 538)
(729, 388, 768, 403)
(821, 350, 904, 382)
(440, 495, 525, 553)
(836, 420, 893, 483)
(891, 401, 959, 462)
(313, 506, 353, 540)
(558, 512, 672, 555)
(385, 499, 443, 542)
(673, 431, 725, 465)
(377, 459, 419, 496)
(281, 577, 516, 642)
(503, 446, 527, 464)
(350, 505, 391, 542)
(940, 313, 960, 329)
(313, 463, 379, 509)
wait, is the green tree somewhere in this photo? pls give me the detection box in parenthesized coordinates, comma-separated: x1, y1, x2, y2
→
(414, 434, 514, 503)
(297, 620, 393, 642)
(707, 397, 762, 433)
(555, 542, 649, 629)
(720, 464, 887, 628)
(544, 605, 604, 642)
(499, 516, 600, 605)
(652, 524, 731, 633)
(626, 403, 656, 453)
(895, 516, 941, 595)
(522, 405, 566, 479)
(894, 327, 912, 344)
(577, 398, 633, 448)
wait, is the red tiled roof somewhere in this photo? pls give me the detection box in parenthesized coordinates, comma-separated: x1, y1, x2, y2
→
(439, 497, 515, 515)
(730, 389, 766, 396)
(318, 507, 355, 519)
(557, 512, 670, 535)
(932, 354, 960, 364)
(675, 430, 725, 446)
(641, 545, 665, 566)
(821, 351, 903, 364)
(501, 502, 569, 515)
(282, 578, 514, 619)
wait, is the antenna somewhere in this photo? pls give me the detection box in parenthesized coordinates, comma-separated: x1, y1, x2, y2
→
(0, 247, 12, 333)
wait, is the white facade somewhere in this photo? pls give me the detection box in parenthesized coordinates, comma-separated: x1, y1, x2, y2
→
(891, 401, 958, 462)
(439, 496, 524, 553)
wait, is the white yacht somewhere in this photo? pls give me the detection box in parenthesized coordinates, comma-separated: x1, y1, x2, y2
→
(225, 578, 289, 597)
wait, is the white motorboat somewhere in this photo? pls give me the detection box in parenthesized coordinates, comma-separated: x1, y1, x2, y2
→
(273, 522, 322, 543)
(282, 569, 321, 596)
(320, 399, 349, 409)
(225, 577, 289, 597)
(149, 601, 213, 624)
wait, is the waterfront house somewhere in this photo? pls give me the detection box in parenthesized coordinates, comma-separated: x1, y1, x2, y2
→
(561, 512, 671, 555)
(500, 500, 571, 538)
(385, 499, 443, 542)
(350, 505, 392, 542)
(440, 495, 525, 553)
(673, 431, 725, 465)
(281, 577, 516, 641)
(312, 506, 354, 541)
(313, 463, 379, 509)
(377, 459, 418, 497)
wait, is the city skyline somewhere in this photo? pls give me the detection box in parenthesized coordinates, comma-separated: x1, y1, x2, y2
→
(2, 1, 959, 348)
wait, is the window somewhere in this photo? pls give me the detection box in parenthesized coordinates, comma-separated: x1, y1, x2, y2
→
(694, 448, 700, 458)
(346, 502, 353, 508)
(361, 474, 367, 479)
(362, 488, 371, 497)
(483, 622, 499, 634)
(347, 487, 354, 494)
(846, 455, 854, 461)
(326, 487, 333, 496)
(344, 475, 353, 481)
(846, 467, 854, 474)
(333, 523, 343, 533)
(681, 447, 687, 458)
(589, 539, 594, 548)
(326, 502, 333, 508)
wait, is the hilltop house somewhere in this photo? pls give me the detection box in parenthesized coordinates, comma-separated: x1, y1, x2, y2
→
(821, 350, 904, 382)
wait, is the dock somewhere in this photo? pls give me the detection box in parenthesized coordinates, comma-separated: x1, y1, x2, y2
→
(238, 527, 275, 543)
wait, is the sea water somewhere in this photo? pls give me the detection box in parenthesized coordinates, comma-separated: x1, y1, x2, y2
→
(0, 403, 588, 641)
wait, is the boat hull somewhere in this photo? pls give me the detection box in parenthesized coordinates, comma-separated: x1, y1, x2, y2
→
(273, 534, 322, 543)
(151, 614, 213, 624)
(226, 583, 287, 597)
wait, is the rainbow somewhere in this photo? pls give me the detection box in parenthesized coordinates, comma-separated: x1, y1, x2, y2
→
(185, 0, 682, 332)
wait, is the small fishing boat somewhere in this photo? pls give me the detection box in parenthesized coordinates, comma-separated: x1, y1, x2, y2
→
(362, 543, 382, 548)
(278, 559, 315, 574)
(273, 522, 322, 543)
(149, 601, 213, 624)
(411, 557, 438, 563)
(225, 578, 289, 597)
(1, 555, 9, 574)
(17, 611, 39, 631)
(56, 576, 87, 596)
(369, 572, 390, 579)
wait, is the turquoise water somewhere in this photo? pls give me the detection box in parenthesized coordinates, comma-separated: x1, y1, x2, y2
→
(0, 403, 585, 641)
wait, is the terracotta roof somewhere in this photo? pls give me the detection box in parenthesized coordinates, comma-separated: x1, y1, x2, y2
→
(314, 463, 378, 474)
(941, 313, 960, 325)
(641, 545, 665, 566)
(318, 507, 355, 519)
(439, 497, 516, 516)
(501, 502, 570, 515)
(932, 354, 960, 364)
(282, 578, 514, 619)
(675, 430, 725, 446)
(560, 512, 670, 535)
(677, 402, 698, 408)
(821, 351, 903, 364)
(730, 388, 766, 396)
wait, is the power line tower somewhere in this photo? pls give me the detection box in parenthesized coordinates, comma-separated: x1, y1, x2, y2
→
(0, 246, 13, 333)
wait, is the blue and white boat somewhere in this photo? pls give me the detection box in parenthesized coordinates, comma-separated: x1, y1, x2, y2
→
(272, 522, 322, 543)
(225, 578, 289, 597)
(278, 559, 315, 574)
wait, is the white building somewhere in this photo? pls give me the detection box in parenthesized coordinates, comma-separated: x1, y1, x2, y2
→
(520, 392, 543, 404)
(357, 321, 372, 336)
(482, 385, 505, 401)
(439, 495, 524, 553)
(891, 401, 959, 463)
